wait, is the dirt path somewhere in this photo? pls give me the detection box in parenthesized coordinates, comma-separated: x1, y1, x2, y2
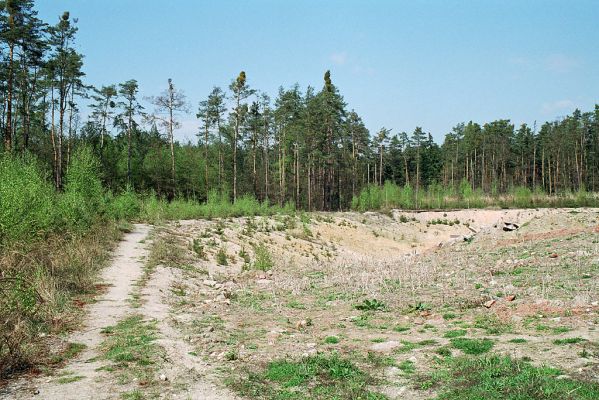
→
(141, 266, 238, 399)
(1, 224, 151, 400)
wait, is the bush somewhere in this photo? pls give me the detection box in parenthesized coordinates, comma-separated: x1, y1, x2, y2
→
(59, 147, 105, 231)
(0, 156, 56, 244)
(109, 188, 141, 220)
(253, 244, 274, 271)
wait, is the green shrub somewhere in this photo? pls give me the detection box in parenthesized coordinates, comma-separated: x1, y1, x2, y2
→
(109, 188, 141, 220)
(0, 156, 56, 244)
(253, 244, 273, 271)
(60, 147, 105, 231)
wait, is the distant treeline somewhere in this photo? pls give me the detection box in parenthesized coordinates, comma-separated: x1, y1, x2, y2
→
(2, 1, 599, 211)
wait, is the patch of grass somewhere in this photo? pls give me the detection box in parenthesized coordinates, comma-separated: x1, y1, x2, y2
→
(398, 360, 415, 374)
(474, 314, 511, 335)
(508, 338, 527, 343)
(324, 336, 340, 344)
(228, 352, 387, 399)
(427, 355, 599, 399)
(553, 337, 586, 345)
(100, 315, 162, 386)
(443, 329, 467, 338)
(393, 325, 411, 333)
(450, 338, 494, 355)
(50, 342, 87, 364)
(442, 312, 457, 320)
(56, 374, 84, 384)
(552, 326, 572, 334)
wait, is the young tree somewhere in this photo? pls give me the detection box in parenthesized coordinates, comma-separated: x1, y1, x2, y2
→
(228, 71, 254, 201)
(117, 79, 143, 186)
(196, 97, 211, 195)
(47, 11, 84, 189)
(148, 78, 188, 197)
(90, 85, 117, 149)
(207, 86, 226, 188)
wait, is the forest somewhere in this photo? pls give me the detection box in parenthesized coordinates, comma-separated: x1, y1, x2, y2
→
(2, 1, 599, 216)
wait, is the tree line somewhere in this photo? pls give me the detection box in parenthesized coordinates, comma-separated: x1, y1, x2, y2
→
(2, 1, 599, 212)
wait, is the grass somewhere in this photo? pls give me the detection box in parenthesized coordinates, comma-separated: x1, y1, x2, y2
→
(443, 329, 467, 338)
(228, 352, 387, 399)
(553, 337, 586, 345)
(100, 315, 162, 387)
(426, 355, 599, 399)
(450, 338, 494, 355)
(324, 336, 340, 344)
(56, 374, 85, 384)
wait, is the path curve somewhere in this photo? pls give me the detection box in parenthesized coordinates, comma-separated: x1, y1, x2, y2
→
(1, 224, 151, 400)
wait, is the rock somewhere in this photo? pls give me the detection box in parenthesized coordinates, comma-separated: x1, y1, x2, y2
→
(257, 272, 267, 280)
(207, 325, 215, 332)
(33, 389, 40, 395)
(483, 299, 496, 308)
(505, 295, 516, 302)
(295, 320, 308, 330)
(203, 279, 218, 287)
(370, 340, 400, 353)
(306, 342, 317, 348)
(549, 253, 558, 259)
(256, 278, 273, 285)
(591, 301, 598, 306)
(503, 222, 519, 231)
(413, 317, 425, 325)
(159, 373, 168, 381)
(409, 356, 417, 363)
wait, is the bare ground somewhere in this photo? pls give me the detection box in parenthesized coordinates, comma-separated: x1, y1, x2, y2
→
(2, 209, 598, 399)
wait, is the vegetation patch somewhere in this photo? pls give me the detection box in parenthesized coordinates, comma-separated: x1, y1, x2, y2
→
(228, 352, 387, 399)
(100, 315, 163, 387)
(424, 355, 599, 399)
(450, 338, 494, 355)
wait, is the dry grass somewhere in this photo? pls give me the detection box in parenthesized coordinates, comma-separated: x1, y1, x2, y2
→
(0, 222, 122, 378)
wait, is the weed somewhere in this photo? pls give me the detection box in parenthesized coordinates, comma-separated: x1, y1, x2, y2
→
(216, 247, 228, 265)
(354, 299, 387, 312)
(450, 338, 494, 355)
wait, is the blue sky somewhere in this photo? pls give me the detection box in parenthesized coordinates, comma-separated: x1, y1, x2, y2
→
(36, 0, 599, 143)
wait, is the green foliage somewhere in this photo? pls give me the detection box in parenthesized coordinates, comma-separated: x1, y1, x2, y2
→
(60, 147, 106, 231)
(354, 299, 387, 311)
(109, 188, 141, 221)
(253, 244, 274, 271)
(430, 355, 599, 399)
(450, 338, 494, 355)
(0, 156, 56, 244)
(216, 247, 228, 265)
(229, 352, 387, 399)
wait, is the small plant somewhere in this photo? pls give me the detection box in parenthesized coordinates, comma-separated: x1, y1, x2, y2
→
(216, 247, 228, 265)
(399, 214, 409, 223)
(354, 299, 387, 311)
(192, 238, 205, 259)
(324, 336, 340, 344)
(553, 337, 585, 345)
(239, 246, 250, 264)
(225, 348, 239, 361)
(443, 329, 467, 338)
(407, 301, 431, 313)
(450, 338, 494, 355)
(508, 338, 527, 343)
(442, 312, 457, 320)
(252, 244, 273, 271)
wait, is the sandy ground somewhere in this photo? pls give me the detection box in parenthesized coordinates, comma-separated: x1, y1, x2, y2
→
(2, 209, 598, 399)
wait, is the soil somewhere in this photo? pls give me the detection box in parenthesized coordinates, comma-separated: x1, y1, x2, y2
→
(2, 209, 598, 399)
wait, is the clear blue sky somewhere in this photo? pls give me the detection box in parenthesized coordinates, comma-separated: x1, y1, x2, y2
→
(36, 0, 599, 143)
